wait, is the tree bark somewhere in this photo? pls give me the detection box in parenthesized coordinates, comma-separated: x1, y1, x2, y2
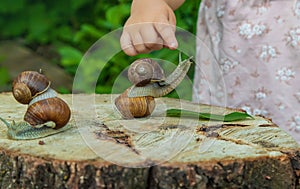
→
(0, 93, 299, 188)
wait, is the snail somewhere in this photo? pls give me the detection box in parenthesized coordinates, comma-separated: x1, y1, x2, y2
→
(128, 58, 165, 86)
(12, 71, 51, 104)
(115, 55, 193, 119)
(114, 88, 156, 119)
(0, 71, 72, 140)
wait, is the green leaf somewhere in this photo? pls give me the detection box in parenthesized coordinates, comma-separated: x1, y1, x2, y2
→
(55, 26, 74, 42)
(56, 87, 70, 94)
(105, 4, 130, 27)
(27, 4, 52, 43)
(58, 46, 83, 66)
(166, 109, 254, 122)
(0, 14, 27, 37)
(0, 67, 11, 86)
(70, 0, 90, 11)
(0, 0, 25, 13)
(80, 24, 103, 38)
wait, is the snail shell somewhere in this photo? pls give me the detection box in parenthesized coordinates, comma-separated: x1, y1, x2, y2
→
(24, 97, 71, 129)
(114, 88, 155, 119)
(128, 58, 165, 86)
(12, 71, 51, 104)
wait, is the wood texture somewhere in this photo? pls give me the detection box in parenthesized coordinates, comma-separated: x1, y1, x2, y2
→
(0, 93, 299, 188)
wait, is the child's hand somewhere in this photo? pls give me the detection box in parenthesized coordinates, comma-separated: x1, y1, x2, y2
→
(120, 0, 182, 56)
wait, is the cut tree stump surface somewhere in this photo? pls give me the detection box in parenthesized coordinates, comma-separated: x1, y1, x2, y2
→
(0, 93, 299, 188)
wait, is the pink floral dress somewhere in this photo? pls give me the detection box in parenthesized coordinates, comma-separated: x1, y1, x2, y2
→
(192, 0, 300, 142)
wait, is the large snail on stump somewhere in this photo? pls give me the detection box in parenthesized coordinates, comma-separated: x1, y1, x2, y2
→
(0, 71, 72, 140)
(115, 55, 193, 119)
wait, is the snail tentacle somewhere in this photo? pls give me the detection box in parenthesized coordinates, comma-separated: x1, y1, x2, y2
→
(0, 116, 12, 129)
(128, 56, 193, 98)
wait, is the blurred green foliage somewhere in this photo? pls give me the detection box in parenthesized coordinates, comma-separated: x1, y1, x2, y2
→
(0, 0, 200, 99)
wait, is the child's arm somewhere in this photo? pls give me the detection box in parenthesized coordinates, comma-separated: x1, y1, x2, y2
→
(120, 0, 185, 56)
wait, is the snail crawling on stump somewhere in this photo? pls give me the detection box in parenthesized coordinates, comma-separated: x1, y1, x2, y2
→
(115, 55, 193, 119)
(0, 71, 72, 140)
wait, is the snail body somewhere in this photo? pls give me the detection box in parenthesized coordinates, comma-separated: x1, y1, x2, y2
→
(0, 117, 72, 140)
(115, 55, 193, 119)
(0, 71, 72, 140)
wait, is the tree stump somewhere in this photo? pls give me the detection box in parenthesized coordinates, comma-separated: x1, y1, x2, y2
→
(0, 93, 299, 188)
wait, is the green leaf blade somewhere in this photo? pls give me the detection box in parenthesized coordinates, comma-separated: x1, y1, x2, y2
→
(166, 109, 254, 122)
(222, 112, 254, 122)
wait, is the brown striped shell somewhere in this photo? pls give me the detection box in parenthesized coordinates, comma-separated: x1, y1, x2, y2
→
(114, 88, 155, 119)
(12, 71, 51, 104)
(24, 97, 71, 129)
(128, 58, 165, 87)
